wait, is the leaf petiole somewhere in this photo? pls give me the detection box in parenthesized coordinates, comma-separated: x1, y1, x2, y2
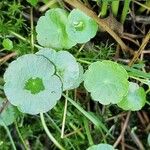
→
(0, 116, 17, 150)
(40, 113, 66, 150)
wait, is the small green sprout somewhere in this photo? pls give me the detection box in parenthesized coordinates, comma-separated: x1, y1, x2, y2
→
(36, 8, 76, 49)
(117, 82, 146, 111)
(36, 48, 83, 91)
(0, 98, 17, 126)
(2, 38, 13, 50)
(66, 9, 98, 43)
(4, 54, 62, 115)
(84, 60, 129, 105)
(87, 143, 115, 150)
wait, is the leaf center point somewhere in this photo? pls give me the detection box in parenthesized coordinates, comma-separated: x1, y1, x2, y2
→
(73, 21, 85, 31)
(24, 77, 45, 94)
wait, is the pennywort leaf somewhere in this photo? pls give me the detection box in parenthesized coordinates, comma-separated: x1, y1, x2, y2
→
(117, 82, 146, 111)
(0, 98, 17, 126)
(36, 48, 82, 91)
(87, 143, 115, 150)
(4, 54, 62, 114)
(36, 8, 76, 49)
(66, 9, 98, 43)
(84, 60, 129, 105)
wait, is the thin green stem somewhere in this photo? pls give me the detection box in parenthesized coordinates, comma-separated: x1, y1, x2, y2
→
(100, 129, 107, 143)
(138, 0, 150, 13)
(0, 118, 17, 150)
(39, 0, 57, 12)
(111, 0, 120, 17)
(83, 117, 94, 146)
(146, 101, 150, 105)
(100, 1, 108, 17)
(61, 91, 68, 138)
(122, 65, 150, 79)
(120, 0, 131, 24)
(30, 7, 34, 53)
(15, 121, 29, 150)
(45, 113, 61, 132)
(146, 88, 150, 94)
(40, 113, 65, 150)
(9, 30, 42, 49)
(129, 75, 150, 86)
(75, 44, 85, 57)
(9, 30, 26, 41)
(101, 125, 115, 142)
(77, 58, 92, 65)
(45, 113, 76, 150)
(133, 0, 150, 12)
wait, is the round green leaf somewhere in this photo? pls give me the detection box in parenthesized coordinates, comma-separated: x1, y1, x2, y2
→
(66, 9, 98, 43)
(36, 48, 80, 91)
(117, 82, 146, 111)
(0, 98, 17, 126)
(4, 54, 62, 115)
(2, 38, 13, 50)
(36, 8, 76, 49)
(87, 143, 115, 150)
(84, 60, 129, 105)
